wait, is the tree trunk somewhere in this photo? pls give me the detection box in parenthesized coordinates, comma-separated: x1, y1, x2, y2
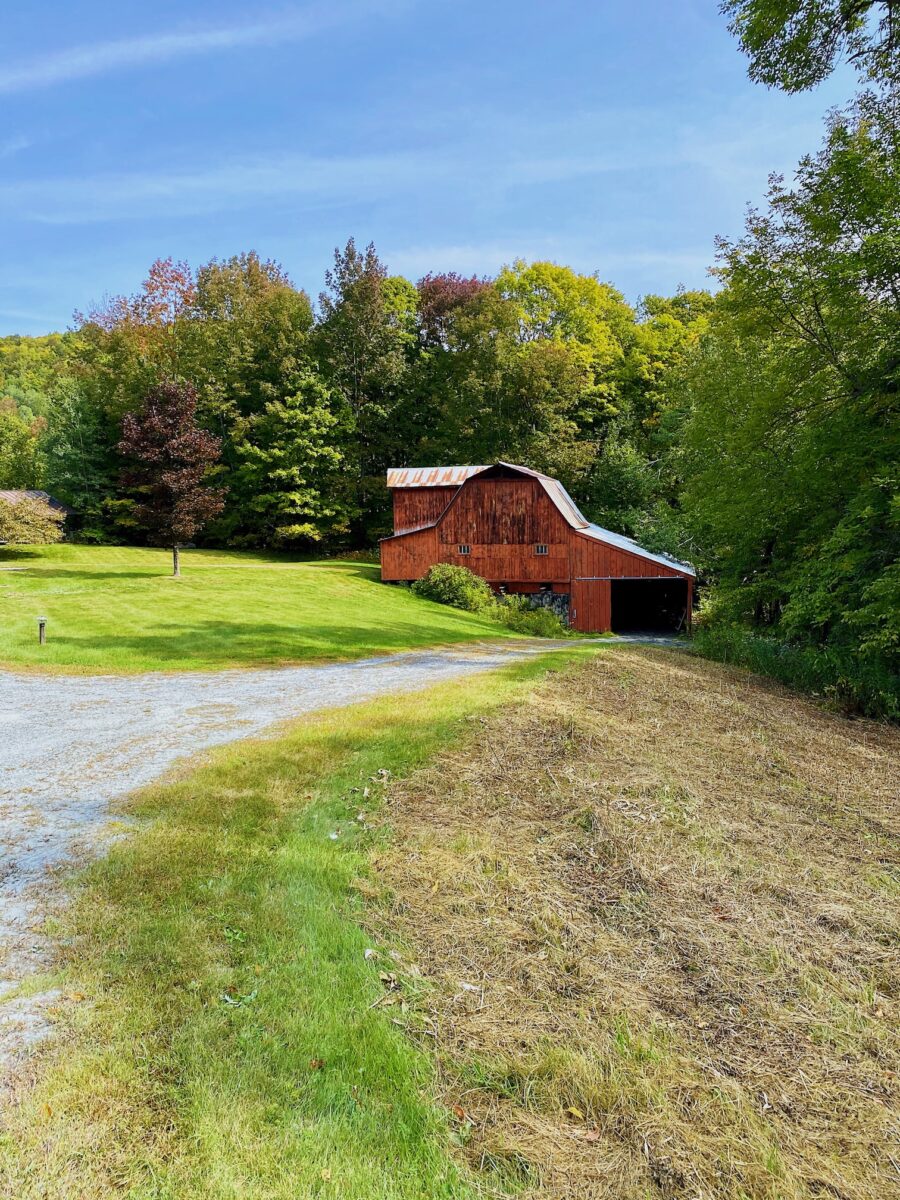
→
(173, 544, 180, 577)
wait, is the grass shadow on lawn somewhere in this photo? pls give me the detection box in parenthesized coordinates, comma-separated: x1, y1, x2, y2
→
(22, 614, 513, 671)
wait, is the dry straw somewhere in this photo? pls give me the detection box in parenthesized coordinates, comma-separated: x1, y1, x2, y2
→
(371, 648, 899, 1199)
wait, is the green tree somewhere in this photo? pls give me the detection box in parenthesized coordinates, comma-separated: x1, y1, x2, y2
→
(495, 259, 634, 425)
(721, 0, 899, 90)
(186, 252, 314, 427)
(225, 373, 350, 548)
(0, 397, 44, 488)
(314, 239, 417, 541)
(41, 378, 117, 539)
(677, 90, 899, 683)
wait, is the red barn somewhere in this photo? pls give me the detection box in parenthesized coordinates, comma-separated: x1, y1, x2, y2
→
(380, 462, 695, 633)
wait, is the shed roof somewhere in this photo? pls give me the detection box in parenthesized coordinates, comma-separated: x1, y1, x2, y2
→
(385, 462, 695, 577)
(0, 489, 72, 514)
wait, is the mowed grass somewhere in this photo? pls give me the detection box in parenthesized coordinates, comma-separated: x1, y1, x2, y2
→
(0, 544, 511, 673)
(376, 648, 900, 1199)
(0, 650, 589, 1200)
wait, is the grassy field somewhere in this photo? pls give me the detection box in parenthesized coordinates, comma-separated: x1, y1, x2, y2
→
(0, 544, 510, 672)
(1, 647, 896, 1199)
(0, 649, 586, 1199)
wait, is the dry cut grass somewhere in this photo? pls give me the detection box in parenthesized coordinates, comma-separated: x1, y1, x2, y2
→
(372, 647, 900, 1199)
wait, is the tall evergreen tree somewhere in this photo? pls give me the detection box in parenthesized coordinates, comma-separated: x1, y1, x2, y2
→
(314, 239, 417, 541)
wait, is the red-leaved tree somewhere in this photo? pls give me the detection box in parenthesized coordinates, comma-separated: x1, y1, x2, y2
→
(118, 380, 225, 576)
(416, 272, 488, 347)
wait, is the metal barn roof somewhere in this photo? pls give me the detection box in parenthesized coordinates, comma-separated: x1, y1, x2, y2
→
(0, 489, 71, 514)
(386, 466, 488, 488)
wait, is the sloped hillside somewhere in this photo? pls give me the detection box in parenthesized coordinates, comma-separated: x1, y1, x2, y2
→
(375, 647, 899, 1199)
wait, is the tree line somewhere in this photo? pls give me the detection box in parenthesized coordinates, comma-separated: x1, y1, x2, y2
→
(0, 249, 714, 554)
(0, 0, 897, 714)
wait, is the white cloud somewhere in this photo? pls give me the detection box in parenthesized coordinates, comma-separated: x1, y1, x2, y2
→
(0, 135, 30, 158)
(0, 144, 644, 225)
(0, 149, 439, 223)
(0, 2, 404, 94)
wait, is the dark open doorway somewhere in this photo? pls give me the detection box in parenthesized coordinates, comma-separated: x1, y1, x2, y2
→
(610, 578, 690, 633)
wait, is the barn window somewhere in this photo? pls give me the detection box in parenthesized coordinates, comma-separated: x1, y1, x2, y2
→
(458, 544, 471, 555)
(534, 544, 549, 556)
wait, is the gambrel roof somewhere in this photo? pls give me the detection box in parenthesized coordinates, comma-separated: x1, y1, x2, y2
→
(386, 462, 695, 577)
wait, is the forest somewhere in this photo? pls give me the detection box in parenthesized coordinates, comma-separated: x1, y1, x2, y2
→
(1, 3, 897, 717)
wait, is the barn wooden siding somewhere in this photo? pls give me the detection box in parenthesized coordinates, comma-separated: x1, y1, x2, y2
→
(382, 488, 682, 590)
(392, 486, 458, 534)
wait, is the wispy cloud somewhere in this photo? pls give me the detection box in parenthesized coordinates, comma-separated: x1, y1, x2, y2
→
(0, 150, 437, 223)
(0, 2, 402, 94)
(0, 145, 640, 225)
(0, 135, 30, 158)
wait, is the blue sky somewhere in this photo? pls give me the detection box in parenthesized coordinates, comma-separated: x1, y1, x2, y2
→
(1, 0, 854, 335)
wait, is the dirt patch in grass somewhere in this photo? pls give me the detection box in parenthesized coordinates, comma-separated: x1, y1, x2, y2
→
(373, 648, 900, 1199)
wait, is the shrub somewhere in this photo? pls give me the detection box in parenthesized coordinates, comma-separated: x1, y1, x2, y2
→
(0, 496, 64, 545)
(690, 624, 900, 721)
(495, 594, 568, 638)
(411, 566, 569, 639)
(412, 564, 494, 612)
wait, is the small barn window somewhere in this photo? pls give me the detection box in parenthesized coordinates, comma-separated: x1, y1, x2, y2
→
(458, 544, 471, 555)
(534, 544, 549, 556)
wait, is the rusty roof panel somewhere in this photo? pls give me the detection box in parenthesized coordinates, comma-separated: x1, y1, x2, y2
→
(386, 465, 487, 488)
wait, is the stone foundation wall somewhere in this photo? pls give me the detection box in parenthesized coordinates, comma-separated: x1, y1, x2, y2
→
(526, 590, 570, 624)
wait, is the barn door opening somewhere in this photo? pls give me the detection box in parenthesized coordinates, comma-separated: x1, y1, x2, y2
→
(610, 579, 689, 633)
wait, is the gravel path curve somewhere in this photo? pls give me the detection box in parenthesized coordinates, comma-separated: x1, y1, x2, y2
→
(0, 639, 580, 1073)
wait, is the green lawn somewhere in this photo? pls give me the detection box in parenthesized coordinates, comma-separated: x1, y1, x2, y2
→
(0, 544, 511, 673)
(0, 649, 588, 1200)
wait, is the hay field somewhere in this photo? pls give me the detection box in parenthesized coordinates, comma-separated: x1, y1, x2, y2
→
(375, 647, 900, 1199)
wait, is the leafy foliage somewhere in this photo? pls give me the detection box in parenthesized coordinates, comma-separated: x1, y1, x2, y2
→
(411, 565, 568, 638)
(691, 624, 900, 719)
(0, 495, 64, 544)
(411, 563, 494, 612)
(226, 373, 349, 548)
(722, 0, 900, 90)
(118, 381, 225, 574)
(493, 595, 568, 637)
(678, 89, 899, 711)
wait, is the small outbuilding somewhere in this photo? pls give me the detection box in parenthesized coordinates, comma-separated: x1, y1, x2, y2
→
(0, 489, 72, 515)
(380, 462, 695, 634)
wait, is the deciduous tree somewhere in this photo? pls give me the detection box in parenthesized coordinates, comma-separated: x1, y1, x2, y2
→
(677, 89, 900, 680)
(118, 381, 225, 576)
(721, 0, 899, 90)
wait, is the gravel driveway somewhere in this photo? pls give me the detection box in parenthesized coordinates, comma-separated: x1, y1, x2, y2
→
(0, 639, 575, 1073)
